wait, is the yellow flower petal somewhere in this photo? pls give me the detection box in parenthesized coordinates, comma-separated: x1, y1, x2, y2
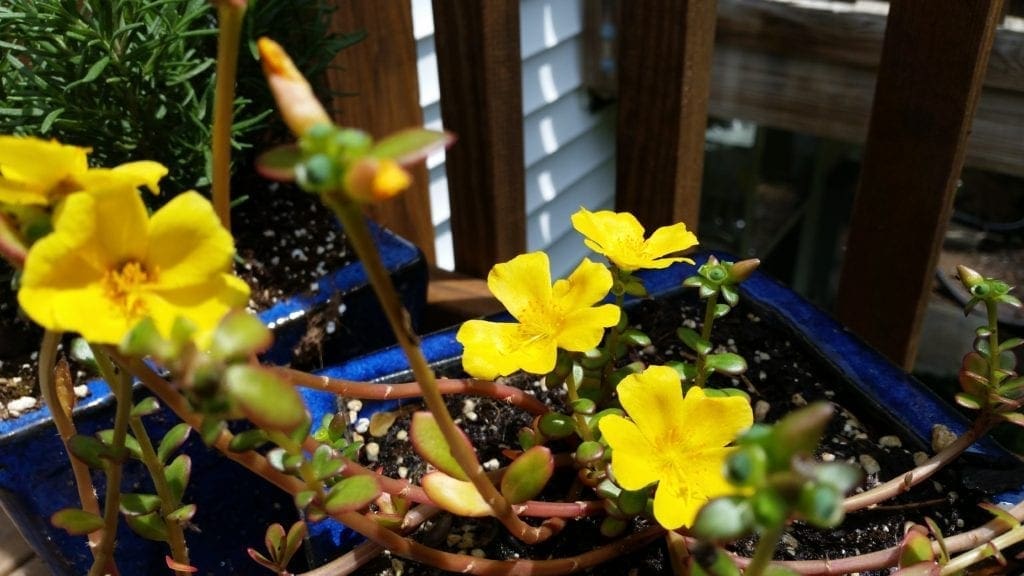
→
(456, 320, 526, 380)
(598, 414, 660, 491)
(616, 365, 687, 445)
(0, 136, 88, 196)
(144, 274, 251, 344)
(76, 161, 168, 195)
(653, 447, 737, 529)
(147, 191, 235, 289)
(551, 257, 613, 311)
(558, 304, 620, 351)
(487, 252, 552, 322)
(678, 387, 755, 450)
(89, 188, 149, 266)
(645, 222, 698, 261)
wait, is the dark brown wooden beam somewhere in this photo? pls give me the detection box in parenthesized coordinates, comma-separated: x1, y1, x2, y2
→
(432, 1, 525, 278)
(326, 0, 436, 264)
(615, 0, 718, 233)
(836, 0, 1006, 369)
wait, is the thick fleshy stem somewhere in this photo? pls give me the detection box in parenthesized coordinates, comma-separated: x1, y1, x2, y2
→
(93, 349, 191, 573)
(941, 521, 1024, 574)
(600, 269, 627, 396)
(121, 356, 663, 573)
(843, 415, 994, 511)
(211, 0, 247, 230)
(271, 367, 549, 416)
(328, 198, 555, 544)
(729, 499, 1024, 574)
(87, 366, 132, 576)
(694, 292, 719, 388)
(743, 525, 783, 576)
(39, 332, 107, 567)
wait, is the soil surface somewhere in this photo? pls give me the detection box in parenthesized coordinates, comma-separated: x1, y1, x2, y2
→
(345, 290, 1018, 575)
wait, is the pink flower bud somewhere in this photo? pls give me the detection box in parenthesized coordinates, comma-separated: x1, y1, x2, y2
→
(257, 37, 331, 137)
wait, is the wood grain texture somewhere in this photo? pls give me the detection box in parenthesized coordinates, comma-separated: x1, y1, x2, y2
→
(615, 0, 718, 233)
(836, 0, 1006, 369)
(709, 0, 1024, 177)
(432, 1, 525, 278)
(326, 0, 436, 264)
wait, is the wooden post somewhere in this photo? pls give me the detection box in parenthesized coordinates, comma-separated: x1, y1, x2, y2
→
(326, 0, 436, 264)
(615, 0, 718, 232)
(836, 0, 1005, 369)
(432, 1, 525, 278)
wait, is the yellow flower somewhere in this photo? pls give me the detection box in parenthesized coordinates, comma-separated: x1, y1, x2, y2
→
(570, 207, 698, 272)
(18, 188, 249, 345)
(456, 252, 620, 380)
(599, 365, 753, 529)
(0, 136, 167, 206)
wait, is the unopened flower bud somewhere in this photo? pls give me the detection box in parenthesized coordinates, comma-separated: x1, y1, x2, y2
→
(728, 258, 760, 283)
(957, 265, 984, 290)
(343, 157, 412, 203)
(258, 37, 331, 137)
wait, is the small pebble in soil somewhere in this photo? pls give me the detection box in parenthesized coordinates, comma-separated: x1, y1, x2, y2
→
(73, 384, 89, 398)
(931, 424, 957, 452)
(483, 458, 500, 471)
(878, 435, 902, 448)
(754, 400, 770, 421)
(6, 396, 36, 417)
(858, 454, 881, 476)
(398, 466, 408, 479)
(913, 451, 930, 466)
(791, 392, 807, 406)
(821, 452, 836, 462)
(365, 442, 380, 462)
(396, 429, 408, 441)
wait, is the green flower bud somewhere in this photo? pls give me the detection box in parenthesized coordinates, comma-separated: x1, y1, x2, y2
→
(797, 483, 843, 528)
(727, 445, 768, 487)
(751, 488, 788, 527)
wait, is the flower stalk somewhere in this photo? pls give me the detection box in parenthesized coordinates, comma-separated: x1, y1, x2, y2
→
(211, 0, 248, 230)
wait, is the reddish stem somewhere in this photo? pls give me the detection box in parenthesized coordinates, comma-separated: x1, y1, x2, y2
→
(272, 367, 550, 416)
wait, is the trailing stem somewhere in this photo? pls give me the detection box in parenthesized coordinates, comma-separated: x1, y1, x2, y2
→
(271, 367, 549, 416)
(743, 525, 783, 576)
(842, 415, 995, 512)
(38, 331, 106, 565)
(329, 199, 555, 543)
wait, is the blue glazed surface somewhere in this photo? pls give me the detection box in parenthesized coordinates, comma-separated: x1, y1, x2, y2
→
(0, 222, 425, 575)
(304, 252, 1024, 561)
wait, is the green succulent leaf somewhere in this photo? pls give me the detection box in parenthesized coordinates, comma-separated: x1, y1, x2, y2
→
(126, 511, 169, 542)
(677, 327, 712, 355)
(51, 508, 104, 535)
(166, 504, 197, 523)
(255, 145, 301, 181)
(157, 423, 191, 464)
(705, 353, 747, 375)
(165, 454, 192, 504)
(500, 446, 554, 504)
(955, 393, 983, 411)
(96, 429, 142, 461)
(211, 311, 273, 360)
(131, 397, 161, 418)
(224, 365, 308, 434)
(421, 472, 492, 517)
(310, 444, 345, 481)
(323, 475, 381, 515)
(370, 128, 453, 166)
(692, 497, 754, 541)
(264, 523, 286, 562)
(409, 411, 472, 481)
(228, 429, 269, 452)
(67, 434, 113, 469)
(120, 493, 161, 516)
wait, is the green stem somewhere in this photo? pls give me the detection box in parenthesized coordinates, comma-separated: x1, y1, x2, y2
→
(88, 366, 133, 576)
(39, 332, 106, 562)
(211, 1, 247, 231)
(563, 362, 594, 442)
(985, 298, 1000, 410)
(695, 292, 719, 388)
(941, 522, 1024, 574)
(128, 414, 190, 573)
(600, 271, 627, 394)
(744, 525, 783, 576)
(329, 199, 553, 544)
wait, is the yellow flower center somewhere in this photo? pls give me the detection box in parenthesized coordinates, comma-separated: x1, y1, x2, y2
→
(103, 261, 156, 318)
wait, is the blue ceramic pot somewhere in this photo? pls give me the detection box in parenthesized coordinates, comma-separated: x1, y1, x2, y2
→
(301, 252, 1024, 566)
(0, 221, 426, 575)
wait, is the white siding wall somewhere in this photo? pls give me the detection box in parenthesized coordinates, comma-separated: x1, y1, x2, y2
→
(411, 0, 616, 279)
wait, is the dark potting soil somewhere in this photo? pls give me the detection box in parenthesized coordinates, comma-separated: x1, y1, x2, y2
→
(344, 289, 1014, 576)
(0, 180, 353, 417)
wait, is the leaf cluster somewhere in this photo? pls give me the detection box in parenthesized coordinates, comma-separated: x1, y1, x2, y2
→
(0, 0, 362, 194)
